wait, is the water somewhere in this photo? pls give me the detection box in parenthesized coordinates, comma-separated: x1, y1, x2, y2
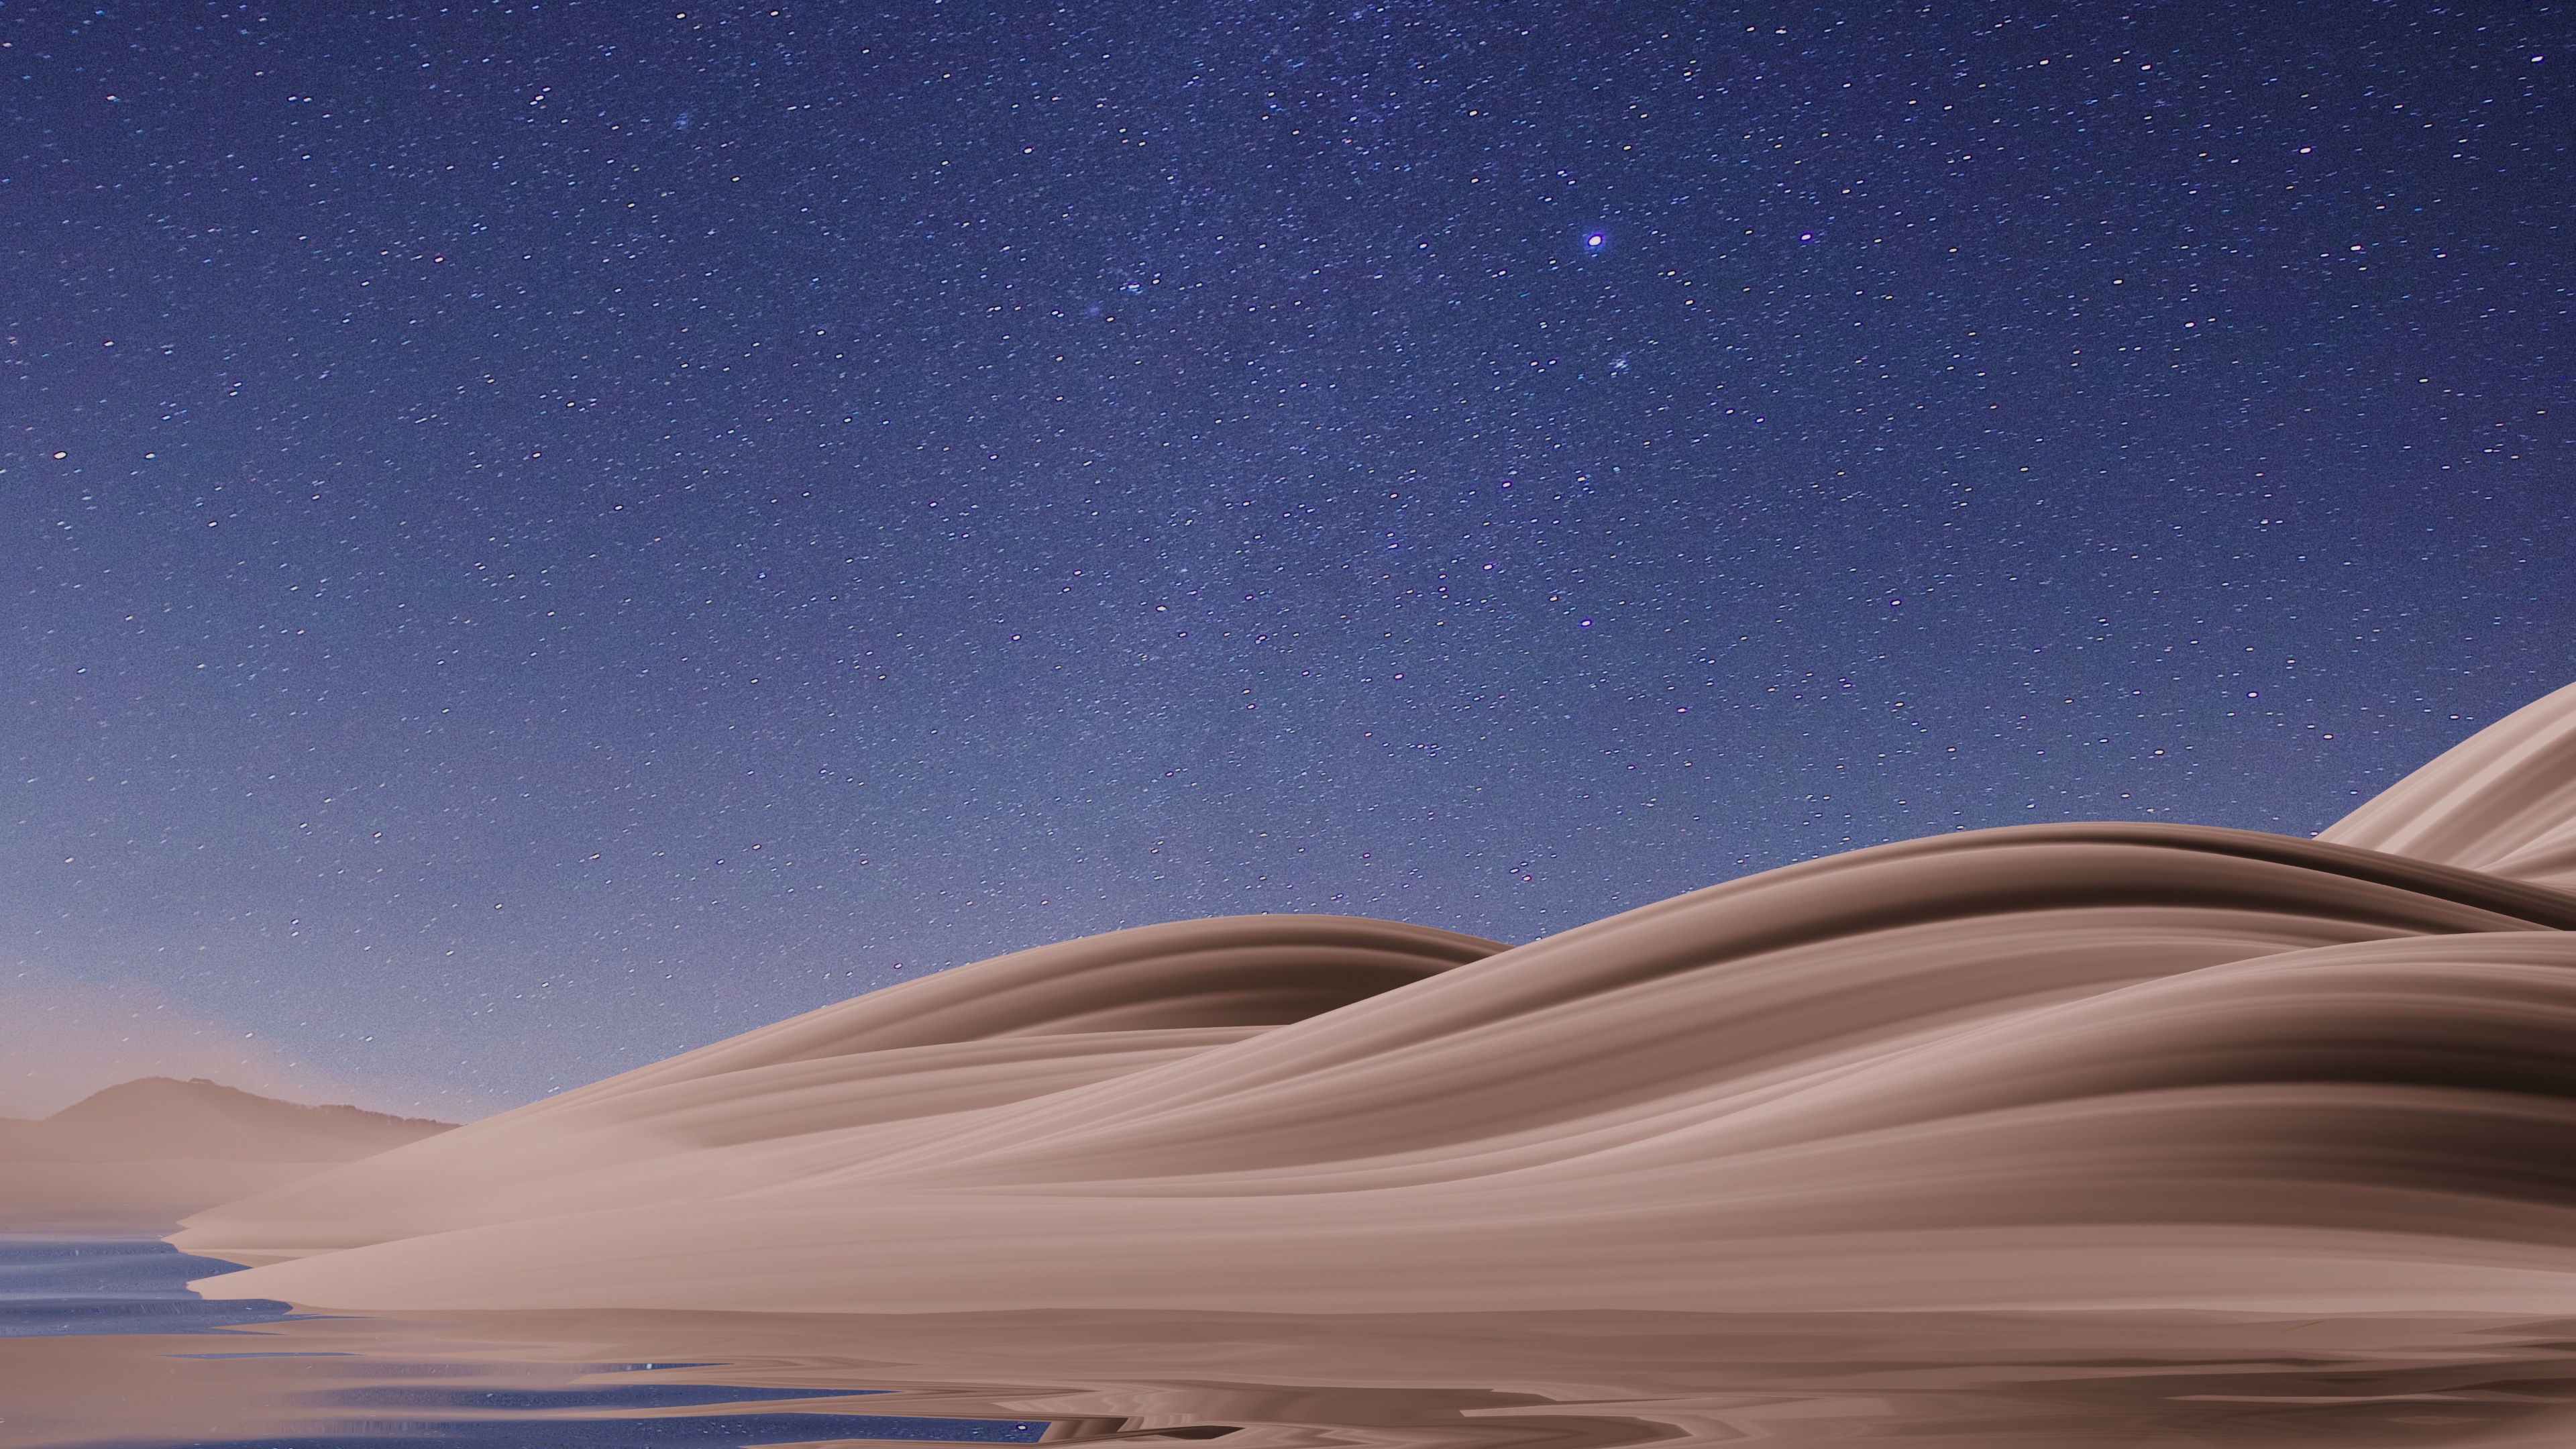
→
(0, 1238, 1053, 1449)
(12, 1234, 2576, 1447)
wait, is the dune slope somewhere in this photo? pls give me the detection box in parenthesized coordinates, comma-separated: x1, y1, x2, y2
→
(180, 684, 2576, 1315)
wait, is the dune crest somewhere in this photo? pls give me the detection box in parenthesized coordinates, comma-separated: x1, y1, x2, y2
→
(2320, 678, 2576, 887)
(180, 697, 2576, 1316)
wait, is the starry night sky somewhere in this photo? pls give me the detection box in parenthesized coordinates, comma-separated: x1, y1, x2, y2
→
(5, 1, 2569, 1112)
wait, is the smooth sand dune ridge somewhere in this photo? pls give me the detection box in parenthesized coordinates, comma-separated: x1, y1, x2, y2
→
(178, 686, 2576, 1314)
(2322, 677, 2576, 886)
(168, 916, 1500, 1258)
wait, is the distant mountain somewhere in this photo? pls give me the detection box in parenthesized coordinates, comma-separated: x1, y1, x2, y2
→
(0, 1077, 454, 1163)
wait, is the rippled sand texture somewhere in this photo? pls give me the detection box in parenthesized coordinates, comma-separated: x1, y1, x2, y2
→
(181, 682, 2576, 1320)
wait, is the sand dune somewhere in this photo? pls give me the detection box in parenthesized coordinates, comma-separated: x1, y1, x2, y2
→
(1, 1077, 452, 1230)
(180, 682, 2576, 1316)
(2320, 679, 2576, 887)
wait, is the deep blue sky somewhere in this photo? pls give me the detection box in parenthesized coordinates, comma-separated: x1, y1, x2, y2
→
(5, 1, 2569, 1111)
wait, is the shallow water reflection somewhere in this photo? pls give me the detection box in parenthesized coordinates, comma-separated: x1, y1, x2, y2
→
(13, 1236, 2576, 1448)
(0, 1238, 1047, 1449)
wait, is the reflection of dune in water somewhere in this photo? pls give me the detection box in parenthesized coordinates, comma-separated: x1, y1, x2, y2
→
(179, 684, 2576, 1324)
(378, 1305, 2576, 1448)
(34, 1301, 2576, 1449)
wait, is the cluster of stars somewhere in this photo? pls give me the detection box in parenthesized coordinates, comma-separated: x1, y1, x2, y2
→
(0, 1, 2566, 1108)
